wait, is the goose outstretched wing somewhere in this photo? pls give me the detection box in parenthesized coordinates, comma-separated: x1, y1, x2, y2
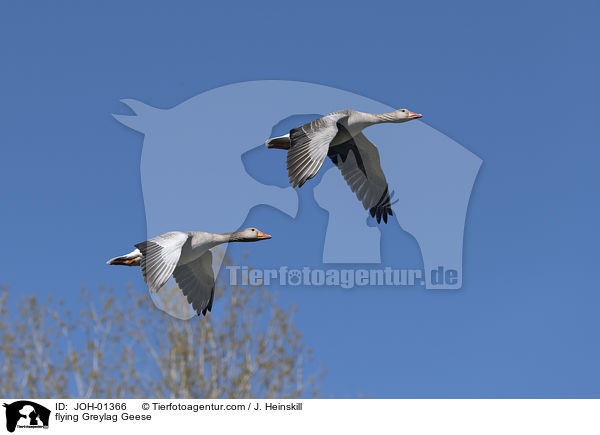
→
(286, 112, 349, 188)
(135, 231, 189, 293)
(172, 251, 215, 316)
(328, 131, 394, 223)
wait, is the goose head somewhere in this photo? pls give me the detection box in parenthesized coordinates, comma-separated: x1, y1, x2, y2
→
(234, 227, 272, 242)
(388, 108, 423, 123)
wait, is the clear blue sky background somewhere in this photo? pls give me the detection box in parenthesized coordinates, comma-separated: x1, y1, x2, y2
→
(1, 1, 599, 397)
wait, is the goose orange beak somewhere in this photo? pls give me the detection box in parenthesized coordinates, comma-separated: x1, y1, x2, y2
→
(256, 231, 272, 240)
(408, 111, 422, 119)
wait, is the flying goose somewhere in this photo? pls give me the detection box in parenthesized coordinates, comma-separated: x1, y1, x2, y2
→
(107, 228, 272, 316)
(266, 109, 422, 223)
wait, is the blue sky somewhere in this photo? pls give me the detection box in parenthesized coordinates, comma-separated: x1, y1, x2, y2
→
(1, 1, 599, 397)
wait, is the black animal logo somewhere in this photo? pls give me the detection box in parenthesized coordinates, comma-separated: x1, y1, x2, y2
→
(2, 401, 50, 433)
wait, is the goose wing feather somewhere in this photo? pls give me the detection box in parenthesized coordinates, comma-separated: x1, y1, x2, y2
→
(135, 231, 189, 293)
(172, 250, 215, 316)
(286, 112, 349, 188)
(328, 131, 394, 223)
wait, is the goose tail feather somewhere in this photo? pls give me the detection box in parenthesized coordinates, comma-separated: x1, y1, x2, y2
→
(266, 134, 291, 150)
(107, 249, 142, 266)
